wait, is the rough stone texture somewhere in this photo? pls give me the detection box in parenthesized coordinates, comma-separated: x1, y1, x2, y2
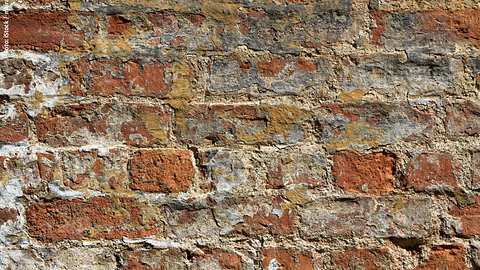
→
(0, 0, 479, 269)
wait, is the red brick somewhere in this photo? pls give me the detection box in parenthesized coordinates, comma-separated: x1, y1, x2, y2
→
(332, 248, 393, 270)
(0, 104, 29, 143)
(7, 11, 94, 51)
(262, 248, 313, 270)
(446, 101, 480, 137)
(450, 195, 480, 236)
(415, 245, 466, 270)
(0, 208, 17, 224)
(257, 57, 286, 77)
(67, 58, 169, 97)
(129, 149, 194, 193)
(333, 151, 396, 195)
(418, 10, 480, 47)
(405, 153, 458, 192)
(295, 57, 317, 73)
(192, 249, 242, 270)
(371, 10, 387, 46)
(108, 15, 132, 35)
(26, 197, 161, 241)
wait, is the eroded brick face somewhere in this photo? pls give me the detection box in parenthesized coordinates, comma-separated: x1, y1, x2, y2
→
(405, 153, 458, 192)
(26, 197, 161, 241)
(415, 245, 467, 270)
(3, 1, 479, 269)
(129, 149, 195, 193)
(262, 248, 313, 270)
(333, 151, 396, 195)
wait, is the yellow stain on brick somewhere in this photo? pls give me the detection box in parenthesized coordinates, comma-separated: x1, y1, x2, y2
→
(202, 1, 241, 25)
(141, 112, 169, 143)
(326, 121, 382, 151)
(286, 186, 309, 205)
(166, 63, 193, 109)
(238, 105, 306, 143)
(338, 89, 365, 102)
(91, 38, 132, 58)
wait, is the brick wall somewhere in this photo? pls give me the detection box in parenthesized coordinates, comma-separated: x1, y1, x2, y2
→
(0, 0, 479, 269)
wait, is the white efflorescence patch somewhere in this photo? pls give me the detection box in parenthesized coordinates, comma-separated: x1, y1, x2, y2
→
(268, 258, 281, 270)
(0, 103, 17, 120)
(0, 51, 63, 116)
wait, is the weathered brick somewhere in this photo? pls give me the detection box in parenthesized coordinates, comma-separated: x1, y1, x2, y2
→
(262, 248, 313, 270)
(405, 153, 458, 192)
(450, 195, 480, 236)
(191, 249, 243, 270)
(415, 245, 466, 270)
(36, 149, 129, 192)
(467, 57, 480, 90)
(45, 247, 117, 270)
(0, 250, 47, 270)
(0, 59, 34, 94)
(26, 197, 162, 241)
(166, 196, 294, 239)
(333, 151, 396, 195)
(0, 154, 43, 194)
(124, 249, 187, 270)
(331, 248, 395, 270)
(216, 196, 295, 236)
(372, 0, 479, 11)
(7, 11, 95, 51)
(198, 149, 253, 193)
(0, 103, 30, 143)
(66, 58, 179, 97)
(4, 0, 479, 264)
(34, 102, 172, 147)
(0, 208, 17, 225)
(473, 151, 480, 188)
(317, 103, 433, 151)
(175, 104, 307, 145)
(165, 208, 219, 239)
(129, 149, 195, 193)
(107, 15, 132, 36)
(216, 1, 355, 53)
(373, 9, 480, 50)
(208, 55, 331, 95)
(125, 2, 356, 53)
(338, 52, 464, 97)
(266, 146, 327, 189)
(145, 11, 212, 51)
(445, 101, 480, 138)
(300, 197, 435, 239)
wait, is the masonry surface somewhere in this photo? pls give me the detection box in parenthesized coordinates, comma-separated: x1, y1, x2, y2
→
(0, 0, 479, 269)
